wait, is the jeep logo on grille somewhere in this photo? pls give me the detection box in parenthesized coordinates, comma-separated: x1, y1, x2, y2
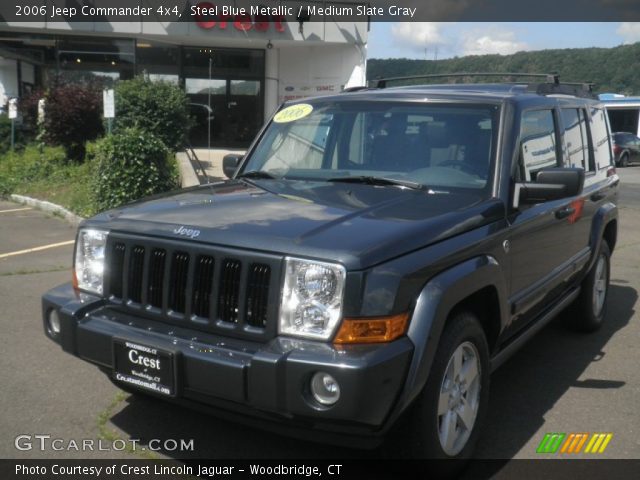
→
(173, 226, 201, 239)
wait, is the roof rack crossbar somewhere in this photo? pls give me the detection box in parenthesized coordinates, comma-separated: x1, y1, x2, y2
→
(530, 82, 596, 99)
(369, 72, 560, 89)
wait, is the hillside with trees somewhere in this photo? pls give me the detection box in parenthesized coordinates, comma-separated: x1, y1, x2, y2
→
(367, 43, 640, 95)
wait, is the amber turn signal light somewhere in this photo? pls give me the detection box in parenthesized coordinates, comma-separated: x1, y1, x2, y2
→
(333, 312, 409, 344)
(71, 267, 79, 291)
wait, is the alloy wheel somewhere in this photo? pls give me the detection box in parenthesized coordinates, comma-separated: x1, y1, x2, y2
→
(592, 253, 608, 317)
(437, 341, 481, 456)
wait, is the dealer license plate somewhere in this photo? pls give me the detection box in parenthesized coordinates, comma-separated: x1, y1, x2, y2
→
(113, 339, 177, 397)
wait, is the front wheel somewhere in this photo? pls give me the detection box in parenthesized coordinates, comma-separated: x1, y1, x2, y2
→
(406, 311, 490, 459)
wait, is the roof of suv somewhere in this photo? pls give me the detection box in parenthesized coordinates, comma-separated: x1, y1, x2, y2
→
(293, 83, 600, 106)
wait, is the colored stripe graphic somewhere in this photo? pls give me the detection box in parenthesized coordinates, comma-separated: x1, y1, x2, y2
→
(560, 433, 589, 453)
(585, 433, 613, 453)
(536, 433, 566, 453)
(538, 433, 613, 454)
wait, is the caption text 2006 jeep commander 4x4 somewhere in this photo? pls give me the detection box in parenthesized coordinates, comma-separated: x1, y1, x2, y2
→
(43, 74, 619, 459)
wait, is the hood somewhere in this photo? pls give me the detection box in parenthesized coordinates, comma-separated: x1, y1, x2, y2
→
(87, 180, 505, 270)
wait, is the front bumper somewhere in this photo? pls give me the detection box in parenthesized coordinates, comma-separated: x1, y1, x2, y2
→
(42, 283, 414, 441)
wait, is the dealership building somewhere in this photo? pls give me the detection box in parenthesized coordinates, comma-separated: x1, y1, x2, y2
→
(0, 6, 367, 147)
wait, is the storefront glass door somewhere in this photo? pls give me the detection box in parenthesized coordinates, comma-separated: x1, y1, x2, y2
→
(183, 48, 264, 148)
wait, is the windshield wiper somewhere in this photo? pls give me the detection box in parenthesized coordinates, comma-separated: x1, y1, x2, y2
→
(237, 170, 277, 179)
(327, 175, 427, 191)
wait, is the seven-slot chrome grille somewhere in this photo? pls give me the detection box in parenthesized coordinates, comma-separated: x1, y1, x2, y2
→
(104, 234, 281, 341)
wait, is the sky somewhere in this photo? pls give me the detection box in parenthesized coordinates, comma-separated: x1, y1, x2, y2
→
(367, 22, 640, 59)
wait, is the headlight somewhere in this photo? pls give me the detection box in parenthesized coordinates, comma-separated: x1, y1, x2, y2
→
(280, 258, 346, 340)
(74, 228, 108, 295)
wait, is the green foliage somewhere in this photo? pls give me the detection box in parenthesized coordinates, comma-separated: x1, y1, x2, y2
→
(91, 127, 179, 212)
(114, 76, 192, 151)
(0, 144, 66, 197)
(43, 83, 104, 161)
(367, 43, 640, 95)
(0, 114, 24, 154)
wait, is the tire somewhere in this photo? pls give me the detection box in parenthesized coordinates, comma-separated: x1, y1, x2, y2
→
(620, 153, 629, 168)
(405, 311, 490, 459)
(569, 241, 611, 332)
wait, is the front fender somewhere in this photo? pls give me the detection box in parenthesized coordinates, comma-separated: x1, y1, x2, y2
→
(386, 255, 508, 426)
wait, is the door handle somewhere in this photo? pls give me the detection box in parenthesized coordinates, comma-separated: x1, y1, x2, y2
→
(227, 102, 237, 108)
(555, 207, 575, 219)
(590, 192, 606, 202)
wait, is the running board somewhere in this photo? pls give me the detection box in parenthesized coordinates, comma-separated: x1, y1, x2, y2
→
(490, 287, 581, 372)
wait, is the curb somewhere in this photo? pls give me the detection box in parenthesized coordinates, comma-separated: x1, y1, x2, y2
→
(10, 194, 85, 226)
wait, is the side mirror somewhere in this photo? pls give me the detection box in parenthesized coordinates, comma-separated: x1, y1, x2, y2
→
(222, 154, 243, 179)
(514, 167, 584, 208)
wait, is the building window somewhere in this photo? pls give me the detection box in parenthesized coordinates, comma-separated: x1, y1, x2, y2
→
(230, 80, 260, 96)
(136, 40, 179, 84)
(182, 47, 264, 78)
(57, 36, 134, 85)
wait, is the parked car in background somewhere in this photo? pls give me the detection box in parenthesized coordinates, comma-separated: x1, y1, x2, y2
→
(612, 131, 640, 167)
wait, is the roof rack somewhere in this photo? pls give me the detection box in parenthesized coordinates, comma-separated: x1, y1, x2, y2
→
(529, 81, 595, 98)
(368, 72, 559, 89)
(367, 72, 596, 99)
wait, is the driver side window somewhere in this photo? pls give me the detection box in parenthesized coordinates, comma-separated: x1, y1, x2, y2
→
(518, 110, 559, 181)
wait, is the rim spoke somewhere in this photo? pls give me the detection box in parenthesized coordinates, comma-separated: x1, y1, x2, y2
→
(592, 256, 607, 315)
(452, 348, 463, 379)
(442, 410, 458, 453)
(457, 397, 476, 430)
(460, 356, 478, 387)
(438, 390, 451, 416)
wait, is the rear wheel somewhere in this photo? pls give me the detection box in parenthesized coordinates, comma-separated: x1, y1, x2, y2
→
(406, 311, 490, 459)
(569, 241, 611, 332)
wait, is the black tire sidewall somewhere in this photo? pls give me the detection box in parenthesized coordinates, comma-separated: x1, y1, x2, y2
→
(409, 311, 490, 459)
(575, 241, 611, 331)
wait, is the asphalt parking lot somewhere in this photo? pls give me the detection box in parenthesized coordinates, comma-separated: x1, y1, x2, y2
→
(1, 168, 639, 465)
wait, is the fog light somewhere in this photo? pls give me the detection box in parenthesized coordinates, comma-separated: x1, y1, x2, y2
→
(310, 372, 341, 406)
(48, 309, 61, 335)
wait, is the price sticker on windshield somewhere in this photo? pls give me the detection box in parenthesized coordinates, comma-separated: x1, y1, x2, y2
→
(273, 103, 313, 123)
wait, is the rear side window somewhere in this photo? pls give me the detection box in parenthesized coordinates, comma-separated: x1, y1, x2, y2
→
(561, 108, 593, 172)
(590, 107, 614, 169)
(519, 110, 558, 181)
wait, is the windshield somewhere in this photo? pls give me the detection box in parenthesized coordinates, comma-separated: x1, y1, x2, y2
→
(242, 101, 499, 193)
